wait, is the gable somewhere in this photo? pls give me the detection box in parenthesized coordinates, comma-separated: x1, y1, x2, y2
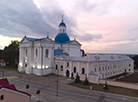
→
(41, 38, 54, 42)
(20, 38, 30, 44)
(70, 40, 81, 46)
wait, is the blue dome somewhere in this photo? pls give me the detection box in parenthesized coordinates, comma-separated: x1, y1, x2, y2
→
(59, 21, 66, 27)
(55, 33, 70, 43)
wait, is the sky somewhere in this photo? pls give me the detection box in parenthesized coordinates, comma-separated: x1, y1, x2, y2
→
(0, 0, 138, 54)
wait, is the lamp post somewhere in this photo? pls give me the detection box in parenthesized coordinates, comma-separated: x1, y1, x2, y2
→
(56, 66, 58, 97)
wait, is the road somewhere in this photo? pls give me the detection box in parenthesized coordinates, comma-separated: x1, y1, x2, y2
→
(8, 78, 138, 102)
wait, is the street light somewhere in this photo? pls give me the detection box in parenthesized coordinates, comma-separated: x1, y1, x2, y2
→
(56, 66, 58, 97)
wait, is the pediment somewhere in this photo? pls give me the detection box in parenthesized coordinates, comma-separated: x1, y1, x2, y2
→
(70, 40, 81, 45)
(41, 38, 54, 42)
(20, 38, 30, 44)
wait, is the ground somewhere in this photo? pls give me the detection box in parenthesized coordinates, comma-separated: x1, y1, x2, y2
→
(1, 67, 138, 102)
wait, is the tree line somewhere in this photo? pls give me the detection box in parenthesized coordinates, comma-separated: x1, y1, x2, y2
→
(0, 40, 19, 67)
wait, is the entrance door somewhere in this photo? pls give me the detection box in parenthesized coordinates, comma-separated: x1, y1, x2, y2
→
(66, 70, 70, 77)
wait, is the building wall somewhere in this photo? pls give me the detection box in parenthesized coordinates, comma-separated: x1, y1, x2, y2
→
(0, 89, 30, 102)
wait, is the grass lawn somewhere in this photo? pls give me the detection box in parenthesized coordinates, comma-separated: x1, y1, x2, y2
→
(0, 66, 17, 70)
(117, 72, 138, 83)
(68, 82, 138, 97)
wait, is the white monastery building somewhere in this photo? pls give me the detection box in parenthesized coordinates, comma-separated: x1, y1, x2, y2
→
(18, 17, 134, 83)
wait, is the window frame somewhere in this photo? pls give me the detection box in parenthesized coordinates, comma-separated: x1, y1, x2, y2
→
(82, 68, 85, 74)
(45, 49, 49, 59)
(61, 65, 63, 71)
(74, 67, 76, 73)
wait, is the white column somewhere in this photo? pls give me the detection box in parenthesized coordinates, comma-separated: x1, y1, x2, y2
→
(19, 47, 22, 65)
(70, 61, 72, 77)
(63, 61, 66, 76)
(77, 62, 80, 75)
(28, 47, 32, 68)
(20, 47, 24, 66)
(39, 47, 42, 69)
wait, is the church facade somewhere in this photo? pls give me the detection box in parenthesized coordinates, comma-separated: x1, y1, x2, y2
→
(18, 18, 134, 83)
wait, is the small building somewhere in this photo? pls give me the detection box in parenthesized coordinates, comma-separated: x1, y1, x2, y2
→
(0, 78, 31, 102)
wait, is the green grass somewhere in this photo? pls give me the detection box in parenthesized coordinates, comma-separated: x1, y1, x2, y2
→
(68, 82, 138, 97)
(0, 66, 17, 70)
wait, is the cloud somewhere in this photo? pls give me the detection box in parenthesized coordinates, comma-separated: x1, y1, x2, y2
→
(0, 0, 78, 39)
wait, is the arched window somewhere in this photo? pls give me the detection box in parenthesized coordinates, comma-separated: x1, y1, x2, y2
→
(56, 65, 58, 70)
(36, 49, 38, 58)
(61, 65, 63, 71)
(74, 67, 76, 73)
(45, 49, 49, 58)
(26, 49, 27, 57)
(94, 68, 96, 72)
(82, 68, 85, 74)
(63, 29, 64, 33)
(67, 62, 69, 67)
(99, 67, 101, 71)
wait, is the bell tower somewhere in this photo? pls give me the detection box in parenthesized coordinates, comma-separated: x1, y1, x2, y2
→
(58, 15, 66, 33)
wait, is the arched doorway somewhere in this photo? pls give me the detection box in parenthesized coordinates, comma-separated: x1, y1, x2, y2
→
(66, 70, 70, 77)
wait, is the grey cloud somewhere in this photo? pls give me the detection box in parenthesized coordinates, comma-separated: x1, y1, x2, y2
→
(130, 27, 138, 31)
(0, 0, 77, 39)
(76, 33, 103, 42)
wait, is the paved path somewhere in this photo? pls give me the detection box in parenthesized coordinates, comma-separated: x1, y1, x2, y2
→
(8, 78, 138, 102)
(1, 69, 138, 102)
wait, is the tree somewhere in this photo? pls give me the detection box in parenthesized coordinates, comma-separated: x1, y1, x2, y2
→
(131, 56, 138, 70)
(75, 73, 80, 83)
(83, 76, 89, 85)
(103, 81, 108, 90)
(0, 49, 3, 59)
(36, 90, 41, 101)
(2, 40, 19, 67)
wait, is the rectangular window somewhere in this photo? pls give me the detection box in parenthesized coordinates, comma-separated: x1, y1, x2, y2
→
(94, 68, 96, 72)
(1, 95, 4, 100)
(99, 67, 101, 71)
(67, 62, 69, 67)
(36, 49, 38, 58)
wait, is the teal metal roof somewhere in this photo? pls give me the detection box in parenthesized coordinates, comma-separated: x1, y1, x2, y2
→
(54, 49, 69, 56)
(55, 33, 70, 43)
(24, 36, 46, 41)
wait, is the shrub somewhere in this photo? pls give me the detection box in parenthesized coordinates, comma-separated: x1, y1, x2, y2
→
(103, 81, 108, 90)
(75, 73, 80, 83)
(83, 77, 89, 85)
